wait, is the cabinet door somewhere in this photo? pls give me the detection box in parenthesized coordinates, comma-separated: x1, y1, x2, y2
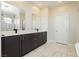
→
(31, 33, 43, 48)
(30, 33, 39, 48)
(35, 32, 47, 45)
(42, 32, 47, 43)
(1, 37, 6, 57)
(21, 34, 33, 55)
(1, 35, 21, 57)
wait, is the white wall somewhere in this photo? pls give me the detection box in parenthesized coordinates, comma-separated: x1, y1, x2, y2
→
(48, 3, 79, 44)
(40, 8, 48, 31)
(48, 9, 55, 42)
(68, 10, 79, 44)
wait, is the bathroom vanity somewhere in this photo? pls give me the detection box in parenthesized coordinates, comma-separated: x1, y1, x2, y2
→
(0, 2, 48, 57)
(1, 32, 47, 57)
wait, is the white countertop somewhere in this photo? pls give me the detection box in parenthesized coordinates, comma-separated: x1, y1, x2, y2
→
(1, 30, 47, 37)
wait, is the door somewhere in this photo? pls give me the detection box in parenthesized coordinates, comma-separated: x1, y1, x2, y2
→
(54, 12, 69, 44)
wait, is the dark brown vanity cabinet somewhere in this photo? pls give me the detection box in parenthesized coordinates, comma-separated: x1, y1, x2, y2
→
(21, 33, 44, 56)
(42, 32, 47, 43)
(30, 33, 42, 48)
(1, 32, 47, 57)
(21, 34, 33, 56)
(1, 35, 22, 57)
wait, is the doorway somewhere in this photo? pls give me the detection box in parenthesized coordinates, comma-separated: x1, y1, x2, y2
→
(54, 12, 69, 44)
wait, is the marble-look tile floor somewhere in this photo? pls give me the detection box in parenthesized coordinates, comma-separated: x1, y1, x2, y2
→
(24, 42, 77, 57)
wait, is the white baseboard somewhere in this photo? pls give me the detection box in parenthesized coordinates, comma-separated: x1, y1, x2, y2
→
(47, 40, 75, 46)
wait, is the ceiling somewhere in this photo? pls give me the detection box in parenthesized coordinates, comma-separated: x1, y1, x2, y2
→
(5, 1, 78, 10)
(25, 1, 78, 8)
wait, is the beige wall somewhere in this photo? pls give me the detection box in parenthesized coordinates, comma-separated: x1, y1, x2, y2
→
(40, 8, 48, 31)
(48, 3, 79, 44)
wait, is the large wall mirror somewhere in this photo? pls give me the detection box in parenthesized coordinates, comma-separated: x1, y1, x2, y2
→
(1, 2, 25, 31)
(31, 6, 41, 32)
(32, 13, 41, 31)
